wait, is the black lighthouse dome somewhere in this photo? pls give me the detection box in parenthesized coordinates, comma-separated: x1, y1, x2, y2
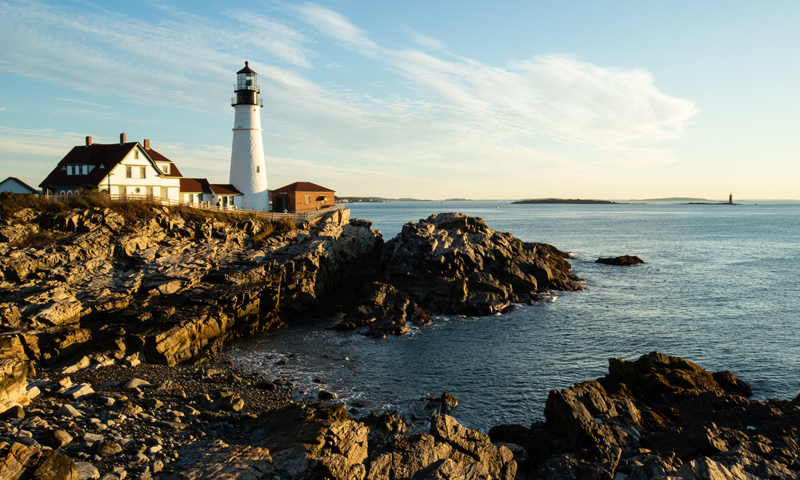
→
(233, 61, 262, 106)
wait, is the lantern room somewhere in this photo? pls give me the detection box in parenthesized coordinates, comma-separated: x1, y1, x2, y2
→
(233, 61, 263, 106)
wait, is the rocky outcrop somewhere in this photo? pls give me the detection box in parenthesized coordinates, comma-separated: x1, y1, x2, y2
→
(366, 414, 517, 480)
(0, 337, 34, 416)
(512, 352, 800, 479)
(0, 206, 381, 370)
(340, 213, 583, 336)
(595, 255, 644, 266)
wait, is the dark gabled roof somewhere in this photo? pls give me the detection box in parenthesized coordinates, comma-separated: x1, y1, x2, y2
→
(1, 177, 40, 194)
(210, 184, 243, 196)
(180, 178, 212, 194)
(272, 181, 334, 193)
(237, 61, 256, 75)
(145, 147, 183, 177)
(40, 143, 136, 188)
(40, 141, 181, 189)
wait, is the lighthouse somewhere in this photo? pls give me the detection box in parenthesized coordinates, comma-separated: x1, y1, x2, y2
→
(229, 61, 269, 210)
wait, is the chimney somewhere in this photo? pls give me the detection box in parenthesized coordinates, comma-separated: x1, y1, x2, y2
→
(120, 133, 126, 144)
(144, 139, 150, 149)
(85, 136, 92, 146)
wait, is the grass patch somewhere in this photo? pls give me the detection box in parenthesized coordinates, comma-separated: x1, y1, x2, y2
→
(251, 218, 296, 247)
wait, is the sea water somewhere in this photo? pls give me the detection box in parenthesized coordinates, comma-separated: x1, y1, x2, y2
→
(224, 201, 800, 431)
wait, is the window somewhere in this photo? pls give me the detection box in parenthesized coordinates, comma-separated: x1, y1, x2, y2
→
(135, 187, 141, 194)
(140, 167, 146, 179)
(134, 150, 139, 159)
(163, 164, 170, 174)
(67, 165, 73, 175)
(305, 195, 311, 204)
(256, 166, 260, 173)
(126, 166, 132, 178)
(82, 165, 88, 175)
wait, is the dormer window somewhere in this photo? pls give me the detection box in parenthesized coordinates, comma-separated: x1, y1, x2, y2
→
(67, 165, 73, 175)
(82, 165, 88, 175)
(163, 164, 170, 174)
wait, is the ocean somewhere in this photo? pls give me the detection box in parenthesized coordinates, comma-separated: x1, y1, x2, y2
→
(224, 200, 800, 431)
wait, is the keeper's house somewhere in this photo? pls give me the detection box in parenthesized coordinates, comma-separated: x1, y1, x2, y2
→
(271, 182, 335, 213)
(39, 134, 182, 199)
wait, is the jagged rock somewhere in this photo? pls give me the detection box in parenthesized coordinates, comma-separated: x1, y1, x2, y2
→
(55, 404, 82, 417)
(521, 352, 800, 480)
(345, 213, 581, 335)
(121, 378, 150, 389)
(0, 207, 380, 366)
(367, 415, 516, 480)
(116, 401, 143, 417)
(96, 441, 122, 458)
(162, 439, 274, 480)
(0, 337, 34, 415)
(63, 383, 94, 400)
(425, 392, 459, 415)
(41, 429, 74, 449)
(595, 255, 644, 266)
(0, 442, 78, 479)
(208, 394, 244, 412)
(75, 461, 100, 480)
(250, 403, 369, 479)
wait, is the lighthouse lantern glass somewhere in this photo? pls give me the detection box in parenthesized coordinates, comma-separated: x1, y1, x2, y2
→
(237, 73, 258, 91)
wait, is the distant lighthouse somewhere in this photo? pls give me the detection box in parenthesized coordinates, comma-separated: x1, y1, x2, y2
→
(229, 61, 269, 210)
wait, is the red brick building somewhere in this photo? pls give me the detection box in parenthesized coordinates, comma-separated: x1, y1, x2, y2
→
(271, 182, 335, 213)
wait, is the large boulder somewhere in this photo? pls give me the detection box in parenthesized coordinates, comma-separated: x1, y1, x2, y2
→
(524, 352, 800, 479)
(0, 336, 34, 415)
(367, 414, 516, 480)
(342, 213, 582, 335)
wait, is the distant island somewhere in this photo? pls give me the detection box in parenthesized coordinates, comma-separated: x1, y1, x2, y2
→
(638, 197, 710, 202)
(512, 198, 625, 205)
(336, 197, 432, 203)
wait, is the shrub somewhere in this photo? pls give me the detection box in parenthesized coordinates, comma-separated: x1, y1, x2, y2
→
(273, 217, 296, 233)
(0, 192, 40, 219)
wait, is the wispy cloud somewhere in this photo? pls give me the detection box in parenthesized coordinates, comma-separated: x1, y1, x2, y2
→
(0, 0, 698, 192)
(57, 98, 109, 109)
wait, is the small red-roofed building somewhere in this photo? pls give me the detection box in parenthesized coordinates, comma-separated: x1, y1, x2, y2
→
(271, 181, 335, 213)
(39, 134, 182, 200)
(179, 179, 243, 208)
(209, 184, 243, 208)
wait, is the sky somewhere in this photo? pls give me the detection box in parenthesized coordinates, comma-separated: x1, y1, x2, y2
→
(0, 0, 798, 200)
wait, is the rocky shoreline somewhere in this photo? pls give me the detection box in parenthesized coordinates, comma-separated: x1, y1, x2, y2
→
(4, 350, 800, 479)
(3, 199, 800, 479)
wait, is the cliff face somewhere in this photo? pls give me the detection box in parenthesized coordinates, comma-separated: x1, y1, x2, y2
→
(0, 206, 381, 368)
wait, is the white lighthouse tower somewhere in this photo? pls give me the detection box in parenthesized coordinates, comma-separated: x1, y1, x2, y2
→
(229, 61, 269, 211)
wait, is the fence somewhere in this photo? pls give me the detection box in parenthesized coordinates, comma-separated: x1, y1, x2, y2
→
(42, 192, 346, 224)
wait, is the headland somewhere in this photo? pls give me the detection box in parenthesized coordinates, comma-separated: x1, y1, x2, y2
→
(1, 193, 798, 479)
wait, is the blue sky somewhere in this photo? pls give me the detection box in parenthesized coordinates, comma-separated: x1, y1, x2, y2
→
(0, 0, 798, 200)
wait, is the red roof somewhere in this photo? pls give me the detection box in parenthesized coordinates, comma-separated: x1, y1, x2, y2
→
(145, 147, 182, 177)
(210, 184, 243, 196)
(272, 181, 334, 193)
(40, 141, 181, 189)
(180, 178, 212, 193)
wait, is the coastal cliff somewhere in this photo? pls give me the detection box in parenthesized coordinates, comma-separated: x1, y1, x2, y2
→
(0, 205, 381, 369)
